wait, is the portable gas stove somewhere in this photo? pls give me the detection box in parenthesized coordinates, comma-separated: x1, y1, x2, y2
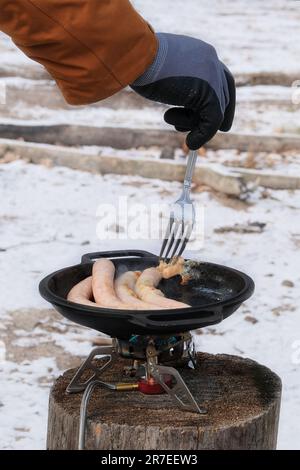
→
(39, 250, 255, 449)
(67, 332, 205, 449)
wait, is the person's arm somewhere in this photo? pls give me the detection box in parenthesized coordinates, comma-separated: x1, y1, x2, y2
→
(0, 0, 158, 104)
(0, 1, 235, 148)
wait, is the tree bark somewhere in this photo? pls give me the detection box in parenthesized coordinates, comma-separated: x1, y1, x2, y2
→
(47, 352, 281, 450)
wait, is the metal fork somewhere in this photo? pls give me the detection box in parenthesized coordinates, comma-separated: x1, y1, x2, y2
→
(160, 149, 198, 262)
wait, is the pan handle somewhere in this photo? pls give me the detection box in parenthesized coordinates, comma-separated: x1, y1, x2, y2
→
(130, 310, 223, 330)
(81, 250, 157, 264)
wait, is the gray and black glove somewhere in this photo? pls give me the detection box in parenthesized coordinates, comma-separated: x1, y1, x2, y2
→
(131, 33, 235, 150)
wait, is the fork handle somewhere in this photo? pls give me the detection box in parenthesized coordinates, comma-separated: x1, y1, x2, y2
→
(183, 150, 198, 191)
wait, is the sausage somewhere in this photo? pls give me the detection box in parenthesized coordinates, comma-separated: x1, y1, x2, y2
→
(115, 271, 165, 310)
(135, 267, 190, 309)
(92, 258, 130, 309)
(69, 259, 190, 310)
(67, 276, 99, 307)
(158, 257, 185, 279)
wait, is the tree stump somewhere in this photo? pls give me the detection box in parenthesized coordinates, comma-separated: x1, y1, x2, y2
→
(47, 353, 281, 450)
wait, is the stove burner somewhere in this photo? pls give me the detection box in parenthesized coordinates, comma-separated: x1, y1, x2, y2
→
(67, 333, 206, 449)
(117, 332, 196, 364)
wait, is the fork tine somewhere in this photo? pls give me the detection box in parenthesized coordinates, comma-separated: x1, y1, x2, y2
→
(168, 222, 184, 260)
(170, 223, 193, 259)
(168, 200, 190, 260)
(176, 223, 193, 258)
(169, 228, 187, 260)
(162, 219, 181, 262)
(161, 219, 181, 262)
(160, 149, 197, 263)
(159, 214, 175, 259)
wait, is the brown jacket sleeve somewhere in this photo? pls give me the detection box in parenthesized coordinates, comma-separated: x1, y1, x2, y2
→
(0, 0, 157, 104)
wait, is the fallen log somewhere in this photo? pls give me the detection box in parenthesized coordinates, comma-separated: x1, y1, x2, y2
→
(0, 124, 299, 152)
(0, 138, 247, 196)
(2, 137, 300, 193)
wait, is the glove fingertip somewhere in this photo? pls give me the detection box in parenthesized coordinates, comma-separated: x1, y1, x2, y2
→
(164, 108, 175, 125)
(186, 132, 203, 151)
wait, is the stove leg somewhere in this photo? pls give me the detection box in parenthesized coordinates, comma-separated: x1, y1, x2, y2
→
(150, 364, 207, 414)
(78, 379, 115, 450)
(66, 346, 116, 394)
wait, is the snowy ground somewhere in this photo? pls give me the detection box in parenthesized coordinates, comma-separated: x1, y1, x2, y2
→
(1, 89, 299, 136)
(0, 161, 299, 449)
(0, 77, 299, 137)
(134, 0, 300, 74)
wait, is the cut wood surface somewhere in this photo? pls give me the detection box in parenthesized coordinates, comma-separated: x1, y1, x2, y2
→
(1, 138, 300, 193)
(47, 352, 281, 450)
(230, 167, 300, 191)
(0, 80, 295, 111)
(0, 123, 299, 152)
(0, 138, 246, 196)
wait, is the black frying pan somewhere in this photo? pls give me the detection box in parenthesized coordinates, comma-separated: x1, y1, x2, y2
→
(39, 250, 254, 339)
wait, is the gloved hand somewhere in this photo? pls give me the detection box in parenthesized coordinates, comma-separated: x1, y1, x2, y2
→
(131, 33, 235, 150)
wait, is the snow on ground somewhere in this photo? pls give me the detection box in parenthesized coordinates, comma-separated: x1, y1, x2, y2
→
(133, 0, 300, 74)
(1, 95, 300, 136)
(0, 161, 299, 449)
(0, 77, 299, 136)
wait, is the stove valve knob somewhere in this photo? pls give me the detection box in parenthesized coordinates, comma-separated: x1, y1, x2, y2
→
(138, 375, 173, 395)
